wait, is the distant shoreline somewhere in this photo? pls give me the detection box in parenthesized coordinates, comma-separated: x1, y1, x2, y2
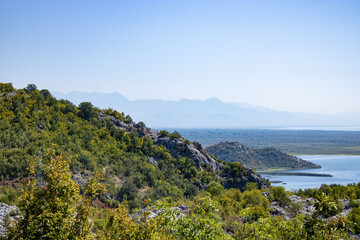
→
(291, 154, 360, 156)
(259, 172, 333, 177)
(175, 129, 360, 155)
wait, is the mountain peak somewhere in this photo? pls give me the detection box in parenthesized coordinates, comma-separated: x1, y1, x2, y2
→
(205, 97, 222, 103)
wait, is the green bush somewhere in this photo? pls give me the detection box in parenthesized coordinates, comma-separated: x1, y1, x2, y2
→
(206, 181, 225, 196)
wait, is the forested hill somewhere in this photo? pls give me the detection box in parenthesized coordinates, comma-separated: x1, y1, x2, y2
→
(0, 83, 267, 210)
(206, 142, 320, 171)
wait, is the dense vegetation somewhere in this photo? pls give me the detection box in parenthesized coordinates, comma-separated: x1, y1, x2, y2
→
(2, 83, 360, 239)
(0, 83, 263, 212)
(174, 128, 360, 155)
(4, 150, 360, 239)
(206, 142, 320, 171)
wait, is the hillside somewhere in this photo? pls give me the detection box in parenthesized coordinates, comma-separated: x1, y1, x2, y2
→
(205, 142, 320, 171)
(0, 83, 267, 211)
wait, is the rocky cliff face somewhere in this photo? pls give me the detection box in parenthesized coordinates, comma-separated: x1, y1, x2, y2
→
(99, 112, 222, 172)
(0, 202, 18, 237)
(152, 136, 222, 172)
(99, 112, 269, 190)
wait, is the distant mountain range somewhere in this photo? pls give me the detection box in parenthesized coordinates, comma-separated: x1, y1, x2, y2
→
(53, 91, 360, 129)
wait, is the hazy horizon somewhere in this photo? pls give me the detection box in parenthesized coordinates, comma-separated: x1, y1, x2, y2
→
(53, 89, 360, 115)
(50, 90, 360, 129)
(1, 1, 360, 114)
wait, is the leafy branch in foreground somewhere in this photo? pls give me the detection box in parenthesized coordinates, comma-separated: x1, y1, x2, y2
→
(155, 198, 233, 240)
(3, 148, 105, 240)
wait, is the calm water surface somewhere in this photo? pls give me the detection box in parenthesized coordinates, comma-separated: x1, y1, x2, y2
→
(262, 155, 360, 191)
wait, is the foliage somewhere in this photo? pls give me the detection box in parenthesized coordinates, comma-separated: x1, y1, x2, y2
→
(244, 182, 258, 191)
(314, 193, 339, 218)
(169, 131, 182, 140)
(221, 162, 248, 190)
(304, 215, 351, 240)
(206, 141, 320, 171)
(206, 181, 224, 196)
(268, 186, 291, 207)
(159, 130, 169, 137)
(3, 148, 104, 240)
(0, 83, 15, 93)
(96, 201, 171, 240)
(0, 186, 19, 205)
(348, 206, 360, 234)
(156, 201, 233, 240)
(78, 102, 97, 121)
(235, 214, 305, 240)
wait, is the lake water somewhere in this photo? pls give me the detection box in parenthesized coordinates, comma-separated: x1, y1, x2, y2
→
(262, 155, 360, 191)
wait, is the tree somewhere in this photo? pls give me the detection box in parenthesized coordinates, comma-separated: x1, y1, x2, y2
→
(78, 102, 96, 121)
(0, 83, 15, 93)
(156, 200, 233, 240)
(206, 181, 224, 196)
(24, 84, 37, 93)
(4, 148, 104, 240)
(268, 186, 290, 207)
(96, 199, 172, 240)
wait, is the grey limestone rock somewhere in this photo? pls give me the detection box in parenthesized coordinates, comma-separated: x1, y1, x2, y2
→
(268, 195, 321, 219)
(148, 157, 158, 166)
(135, 204, 189, 221)
(7, 92, 16, 97)
(270, 202, 289, 219)
(99, 112, 222, 172)
(261, 191, 270, 198)
(175, 204, 189, 213)
(152, 135, 222, 173)
(99, 112, 269, 190)
(103, 193, 112, 200)
(0, 202, 19, 237)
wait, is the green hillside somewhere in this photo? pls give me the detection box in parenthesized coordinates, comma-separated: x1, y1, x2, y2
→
(206, 142, 320, 171)
(0, 83, 267, 210)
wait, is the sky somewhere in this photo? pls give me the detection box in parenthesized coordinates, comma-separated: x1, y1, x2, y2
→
(1, 0, 359, 114)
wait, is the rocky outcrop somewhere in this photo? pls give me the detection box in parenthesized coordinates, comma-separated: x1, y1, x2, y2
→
(269, 195, 316, 220)
(135, 204, 189, 221)
(99, 112, 269, 190)
(99, 112, 222, 172)
(151, 135, 222, 172)
(245, 169, 269, 189)
(266, 194, 352, 220)
(72, 171, 89, 187)
(0, 202, 19, 237)
(222, 166, 269, 190)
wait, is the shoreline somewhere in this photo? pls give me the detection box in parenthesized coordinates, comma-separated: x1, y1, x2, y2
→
(293, 154, 360, 156)
(259, 172, 333, 177)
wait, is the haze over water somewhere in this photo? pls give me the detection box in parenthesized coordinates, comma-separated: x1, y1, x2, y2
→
(264, 155, 360, 190)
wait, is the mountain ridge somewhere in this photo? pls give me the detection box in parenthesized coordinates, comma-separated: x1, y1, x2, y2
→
(53, 91, 360, 129)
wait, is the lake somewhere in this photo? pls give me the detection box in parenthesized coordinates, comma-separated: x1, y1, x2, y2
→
(262, 155, 360, 191)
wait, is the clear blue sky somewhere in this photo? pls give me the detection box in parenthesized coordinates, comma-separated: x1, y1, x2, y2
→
(1, 0, 359, 113)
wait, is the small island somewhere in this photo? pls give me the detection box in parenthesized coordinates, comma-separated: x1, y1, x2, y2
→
(205, 141, 321, 171)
